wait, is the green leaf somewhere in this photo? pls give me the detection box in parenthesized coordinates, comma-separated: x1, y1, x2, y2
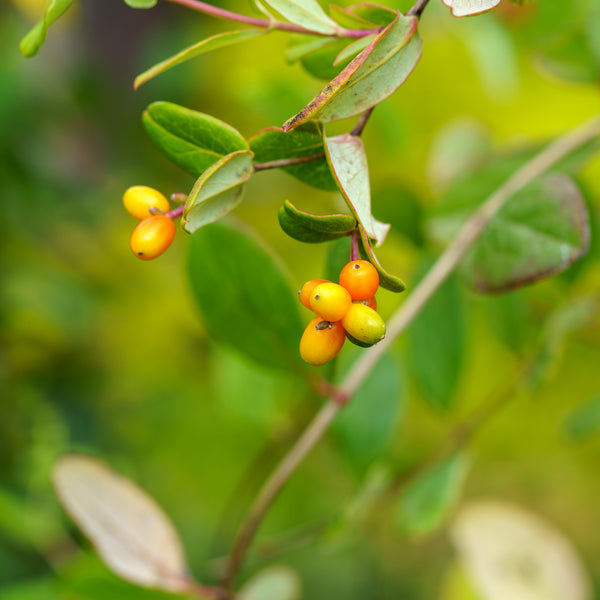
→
(278, 200, 356, 243)
(328, 4, 378, 28)
(333, 352, 402, 469)
(324, 236, 352, 281)
(239, 565, 302, 600)
(124, 0, 157, 7)
(358, 226, 406, 292)
(142, 101, 248, 177)
(300, 38, 354, 80)
(348, 3, 398, 26)
(462, 175, 590, 293)
(283, 14, 421, 129)
(285, 36, 337, 63)
(182, 150, 254, 234)
(249, 122, 337, 191)
(19, 0, 74, 58)
(262, 0, 339, 34)
(333, 35, 378, 66)
(407, 267, 466, 411)
(397, 453, 470, 538)
(324, 133, 389, 245)
(442, 0, 500, 17)
(187, 221, 305, 372)
(134, 29, 265, 89)
(564, 394, 600, 441)
(372, 186, 425, 247)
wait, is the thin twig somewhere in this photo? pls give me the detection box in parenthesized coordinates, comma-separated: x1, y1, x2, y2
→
(220, 113, 600, 590)
(164, 0, 378, 38)
(253, 153, 325, 172)
(406, 0, 431, 18)
(350, 107, 375, 137)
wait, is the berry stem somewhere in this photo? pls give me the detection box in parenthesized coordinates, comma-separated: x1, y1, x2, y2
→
(253, 152, 325, 172)
(351, 230, 360, 261)
(164, 0, 380, 38)
(219, 113, 600, 591)
(166, 205, 184, 219)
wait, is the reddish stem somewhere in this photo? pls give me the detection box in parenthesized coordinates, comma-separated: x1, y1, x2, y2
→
(164, 0, 379, 38)
(351, 230, 360, 261)
(166, 204, 185, 219)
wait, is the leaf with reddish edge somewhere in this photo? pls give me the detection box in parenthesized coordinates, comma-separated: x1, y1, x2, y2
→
(283, 13, 421, 129)
(53, 454, 192, 594)
(333, 35, 378, 67)
(324, 133, 390, 246)
(183, 150, 254, 234)
(329, 3, 378, 28)
(278, 199, 356, 242)
(358, 225, 406, 292)
(349, 2, 398, 25)
(442, 0, 501, 17)
(134, 29, 265, 90)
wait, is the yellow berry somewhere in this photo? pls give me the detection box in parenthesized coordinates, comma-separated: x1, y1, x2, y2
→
(341, 303, 386, 346)
(130, 215, 175, 260)
(309, 282, 351, 322)
(299, 318, 345, 366)
(123, 186, 170, 220)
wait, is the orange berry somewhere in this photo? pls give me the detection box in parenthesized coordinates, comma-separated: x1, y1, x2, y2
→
(299, 318, 345, 366)
(341, 303, 385, 346)
(339, 260, 379, 301)
(298, 279, 329, 310)
(309, 282, 351, 322)
(355, 297, 377, 311)
(130, 215, 175, 260)
(123, 186, 170, 220)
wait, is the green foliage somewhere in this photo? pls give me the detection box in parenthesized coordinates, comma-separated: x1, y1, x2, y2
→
(397, 453, 470, 538)
(19, 0, 74, 57)
(564, 394, 600, 441)
(249, 122, 337, 191)
(239, 566, 301, 600)
(124, 0, 158, 7)
(278, 200, 356, 243)
(142, 102, 249, 177)
(357, 226, 407, 292)
(187, 221, 305, 372)
(183, 150, 254, 233)
(261, 0, 339, 35)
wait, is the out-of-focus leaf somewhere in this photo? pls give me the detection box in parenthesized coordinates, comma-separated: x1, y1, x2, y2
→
(52, 454, 191, 594)
(262, 0, 339, 34)
(284, 14, 421, 128)
(124, 0, 157, 7)
(249, 122, 337, 191)
(324, 236, 352, 281)
(350, 3, 398, 25)
(134, 29, 264, 89)
(278, 200, 356, 243)
(333, 35, 377, 66)
(407, 267, 466, 410)
(442, 0, 500, 17)
(329, 3, 378, 28)
(239, 565, 302, 600)
(19, 0, 74, 57)
(397, 453, 470, 538)
(187, 221, 304, 372)
(1, 580, 60, 600)
(451, 501, 592, 600)
(182, 150, 254, 234)
(440, 563, 482, 600)
(285, 36, 337, 63)
(324, 133, 389, 245)
(358, 226, 406, 292)
(300, 38, 352, 80)
(333, 353, 402, 469)
(372, 187, 425, 247)
(461, 175, 590, 293)
(564, 394, 600, 441)
(142, 102, 248, 177)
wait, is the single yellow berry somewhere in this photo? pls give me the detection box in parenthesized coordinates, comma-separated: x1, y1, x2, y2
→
(130, 215, 175, 260)
(298, 279, 329, 310)
(309, 282, 351, 322)
(299, 318, 345, 366)
(123, 185, 170, 220)
(341, 303, 386, 346)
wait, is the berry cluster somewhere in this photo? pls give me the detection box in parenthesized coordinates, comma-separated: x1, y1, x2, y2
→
(123, 186, 177, 260)
(299, 260, 386, 366)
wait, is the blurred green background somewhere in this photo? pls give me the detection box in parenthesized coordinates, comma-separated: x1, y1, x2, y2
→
(2, 0, 600, 598)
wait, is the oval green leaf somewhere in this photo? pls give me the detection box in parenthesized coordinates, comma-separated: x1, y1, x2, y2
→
(358, 226, 406, 292)
(261, 0, 339, 34)
(249, 122, 337, 191)
(187, 221, 305, 372)
(142, 102, 248, 177)
(134, 29, 265, 89)
(283, 14, 421, 129)
(182, 150, 254, 234)
(462, 175, 590, 293)
(397, 453, 470, 538)
(19, 0, 75, 58)
(278, 200, 356, 243)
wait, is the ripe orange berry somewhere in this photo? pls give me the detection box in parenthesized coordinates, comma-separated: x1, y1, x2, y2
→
(130, 215, 176, 260)
(355, 297, 377, 311)
(341, 303, 386, 346)
(309, 282, 351, 322)
(123, 186, 170, 220)
(299, 318, 345, 366)
(298, 279, 329, 310)
(339, 260, 379, 301)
